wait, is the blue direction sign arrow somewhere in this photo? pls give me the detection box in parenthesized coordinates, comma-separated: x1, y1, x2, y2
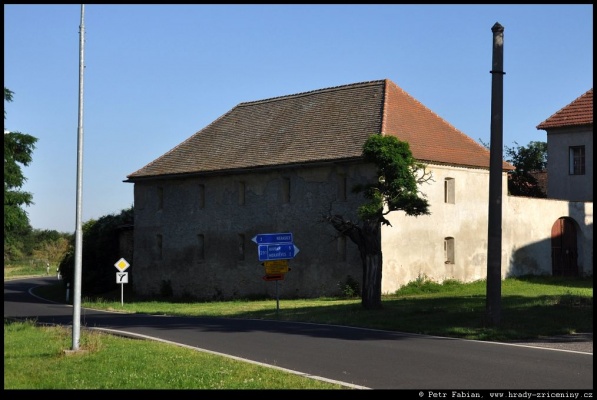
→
(252, 233, 293, 245)
(258, 244, 300, 261)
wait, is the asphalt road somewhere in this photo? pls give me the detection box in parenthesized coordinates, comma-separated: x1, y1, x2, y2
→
(4, 277, 593, 390)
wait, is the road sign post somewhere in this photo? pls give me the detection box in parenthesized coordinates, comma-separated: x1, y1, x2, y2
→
(116, 272, 128, 306)
(114, 258, 130, 306)
(253, 233, 300, 315)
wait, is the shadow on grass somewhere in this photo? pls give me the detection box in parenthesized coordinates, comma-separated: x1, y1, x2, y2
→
(33, 278, 592, 342)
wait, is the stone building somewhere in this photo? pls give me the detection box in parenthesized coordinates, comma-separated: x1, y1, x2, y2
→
(125, 79, 592, 300)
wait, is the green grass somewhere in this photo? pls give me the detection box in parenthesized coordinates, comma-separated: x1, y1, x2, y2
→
(4, 319, 346, 389)
(4, 260, 53, 279)
(4, 270, 593, 389)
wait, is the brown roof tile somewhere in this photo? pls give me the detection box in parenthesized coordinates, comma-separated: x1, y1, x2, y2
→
(536, 88, 593, 130)
(127, 79, 512, 180)
(382, 81, 507, 169)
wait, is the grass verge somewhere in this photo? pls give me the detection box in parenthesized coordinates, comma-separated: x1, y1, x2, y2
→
(35, 275, 593, 341)
(4, 319, 347, 389)
(5, 273, 592, 389)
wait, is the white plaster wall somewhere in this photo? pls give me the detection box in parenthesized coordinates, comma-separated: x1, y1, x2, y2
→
(381, 164, 493, 293)
(503, 197, 593, 278)
(381, 163, 593, 294)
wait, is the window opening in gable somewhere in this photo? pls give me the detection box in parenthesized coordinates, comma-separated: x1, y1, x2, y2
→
(444, 237, 455, 264)
(569, 146, 585, 175)
(444, 178, 455, 204)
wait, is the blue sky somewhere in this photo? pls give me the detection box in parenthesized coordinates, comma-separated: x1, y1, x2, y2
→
(4, 4, 593, 233)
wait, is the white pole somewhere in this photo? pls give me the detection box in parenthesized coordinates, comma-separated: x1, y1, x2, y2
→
(72, 3, 85, 351)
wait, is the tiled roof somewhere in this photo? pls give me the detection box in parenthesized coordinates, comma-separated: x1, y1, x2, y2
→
(127, 79, 512, 180)
(536, 88, 593, 130)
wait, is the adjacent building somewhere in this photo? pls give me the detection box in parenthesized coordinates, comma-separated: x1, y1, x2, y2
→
(537, 88, 593, 202)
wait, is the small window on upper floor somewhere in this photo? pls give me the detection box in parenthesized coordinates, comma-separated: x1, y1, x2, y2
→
(198, 184, 205, 209)
(569, 146, 585, 175)
(157, 187, 164, 211)
(444, 178, 455, 204)
(337, 174, 347, 201)
(136, 186, 146, 210)
(282, 177, 291, 204)
(238, 181, 246, 206)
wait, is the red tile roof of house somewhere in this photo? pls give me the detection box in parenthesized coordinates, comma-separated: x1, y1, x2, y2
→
(128, 79, 513, 180)
(536, 88, 593, 130)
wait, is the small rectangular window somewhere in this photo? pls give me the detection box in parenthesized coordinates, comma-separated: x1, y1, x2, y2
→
(238, 181, 245, 206)
(444, 178, 455, 204)
(338, 174, 347, 201)
(157, 187, 164, 210)
(337, 236, 347, 261)
(198, 184, 205, 209)
(238, 234, 245, 261)
(282, 178, 290, 203)
(569, 146, 585, 175)
(197, 234, 205, 261)
(444, 237, 455, 264)
(136, 186, 146, 210)
(157, 234, 163, 260)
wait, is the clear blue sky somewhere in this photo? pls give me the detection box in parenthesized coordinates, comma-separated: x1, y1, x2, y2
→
(4, 4, 593, 233)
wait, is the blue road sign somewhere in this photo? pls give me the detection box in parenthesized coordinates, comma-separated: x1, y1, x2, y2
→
(258, 244, 300, 261)
(252, 233, 293, 244)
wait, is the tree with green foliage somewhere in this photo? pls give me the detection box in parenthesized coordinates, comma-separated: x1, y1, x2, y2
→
(324, 134, 431, 309)
(478, 139, 547, 198)
(504, 141, 547, 198)
(59, 207, 134, 296)
(4, 87, 38, 260)
(32, 234, 71, 267)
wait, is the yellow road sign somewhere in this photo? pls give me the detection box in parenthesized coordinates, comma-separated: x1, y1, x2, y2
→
(263, 260, 289, 274)
(265, 265, 289, 274)
(114, 258, 130, 272)
(263, 260, 289, 268)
